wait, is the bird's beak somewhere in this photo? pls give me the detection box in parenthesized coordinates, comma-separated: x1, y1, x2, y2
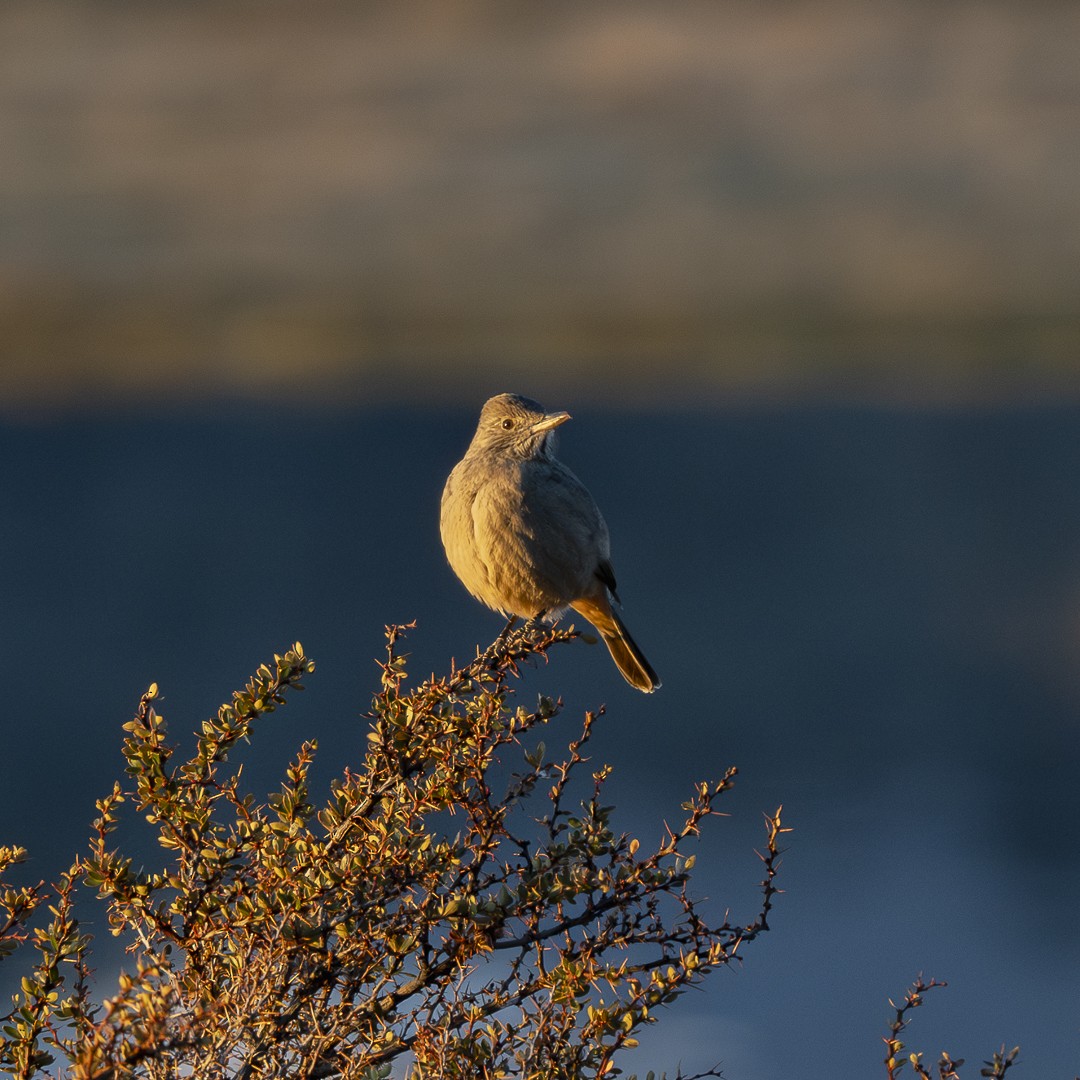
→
(530, 411, 571, 435)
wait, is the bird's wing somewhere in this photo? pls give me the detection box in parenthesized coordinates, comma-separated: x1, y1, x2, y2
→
(516, 461, 612, 593)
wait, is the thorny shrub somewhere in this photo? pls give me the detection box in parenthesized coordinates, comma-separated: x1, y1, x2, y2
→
(1, 624, 785, 1080)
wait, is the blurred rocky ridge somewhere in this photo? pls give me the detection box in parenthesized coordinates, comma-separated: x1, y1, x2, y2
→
(2, 0, 1078, 409)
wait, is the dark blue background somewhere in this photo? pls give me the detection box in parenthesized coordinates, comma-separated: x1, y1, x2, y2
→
(3, 402, 1079, 1076)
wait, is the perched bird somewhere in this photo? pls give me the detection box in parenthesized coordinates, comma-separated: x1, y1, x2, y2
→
(440, 393, 660, 693)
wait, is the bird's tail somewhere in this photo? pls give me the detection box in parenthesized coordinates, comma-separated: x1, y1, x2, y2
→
(570, 595, 661, 694)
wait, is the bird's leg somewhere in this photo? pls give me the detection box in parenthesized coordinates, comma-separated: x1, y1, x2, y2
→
(518, 609, 550, 644)
(478, 614, 519, 667)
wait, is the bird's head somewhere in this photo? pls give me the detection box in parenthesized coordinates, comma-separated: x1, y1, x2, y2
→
(468, 393, 571, 460)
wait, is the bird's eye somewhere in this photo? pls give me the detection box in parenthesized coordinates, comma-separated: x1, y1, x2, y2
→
(501, 418, 514, 430)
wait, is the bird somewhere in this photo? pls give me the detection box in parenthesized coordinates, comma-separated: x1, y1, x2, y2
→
(440, 393, 660, 693)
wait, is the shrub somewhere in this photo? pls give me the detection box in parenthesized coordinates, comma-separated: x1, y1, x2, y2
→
(0, 624, 783, 1079)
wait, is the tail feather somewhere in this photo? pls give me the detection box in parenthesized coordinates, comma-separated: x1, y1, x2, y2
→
(570, 596, 661, 694)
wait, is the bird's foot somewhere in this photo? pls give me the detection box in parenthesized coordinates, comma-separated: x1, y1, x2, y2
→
(477, 615, 519, 667)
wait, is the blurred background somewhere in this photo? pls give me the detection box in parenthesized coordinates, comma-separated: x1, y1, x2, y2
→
(3, 1, 1080, 1075)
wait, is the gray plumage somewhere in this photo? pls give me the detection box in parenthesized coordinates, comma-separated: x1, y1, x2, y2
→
(440, 393, 660, 693)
